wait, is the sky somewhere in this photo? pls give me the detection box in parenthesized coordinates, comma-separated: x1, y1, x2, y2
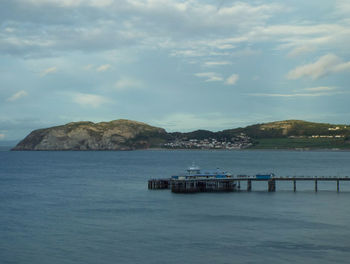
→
(1, 0, 350, 140)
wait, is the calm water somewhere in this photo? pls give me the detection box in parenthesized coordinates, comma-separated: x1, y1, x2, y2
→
(1, 150, 350, 264)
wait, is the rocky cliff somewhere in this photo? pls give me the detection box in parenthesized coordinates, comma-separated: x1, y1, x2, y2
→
(12, 119, 168, 150)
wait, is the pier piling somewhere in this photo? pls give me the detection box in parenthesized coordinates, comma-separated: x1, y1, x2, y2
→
(148, 179, 170, 189)
(171, 179, 237, 193)
(337, 180, 340, 192)
(315, 180, 318, 192)
(293, 180, 296, 192)
(247, 180, 252, 192)
(268, 179, 276, 192)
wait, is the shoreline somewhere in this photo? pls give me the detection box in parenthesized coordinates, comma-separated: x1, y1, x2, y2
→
(148, 148, 350, 152)
(5, 148, 350, 152)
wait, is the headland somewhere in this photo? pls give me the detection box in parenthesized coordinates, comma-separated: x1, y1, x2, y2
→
(12, 119, 350, 151)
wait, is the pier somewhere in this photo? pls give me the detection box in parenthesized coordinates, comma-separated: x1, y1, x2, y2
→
(171, 179, 236, 193)
(148, 179, 170, 190)
(225, 176, 350, 192)
(148, 176, 350, 193)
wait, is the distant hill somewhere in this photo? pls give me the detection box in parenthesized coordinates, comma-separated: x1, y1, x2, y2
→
(223, 120, 350, 138)
(222, 120, 350, 149)
(12, 119, 350, 150)
(13, 119, 169, 150)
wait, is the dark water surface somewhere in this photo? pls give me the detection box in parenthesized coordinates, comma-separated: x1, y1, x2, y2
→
(1, 150, 350, 264)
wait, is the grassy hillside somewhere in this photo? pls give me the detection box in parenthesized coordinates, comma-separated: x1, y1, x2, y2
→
(223, 120, 350, 139)
(167, 120, 350, 149)
(253, 138, 350, 149)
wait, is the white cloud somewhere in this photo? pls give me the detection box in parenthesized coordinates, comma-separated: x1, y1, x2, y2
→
(250, 93, 324, 97)
(40, 67, 57, 77)
(4, 0, 349, 64)
(225, 74, 239, 85)
(114, 78, 142, 91)
(5, 27, 15, 33)
(333, 61, 350, 72)
(250, 86, 343, 98)
(88, 0, 113, 7)
(23, 0, 113, 8)
(204, 61, 231, 67)
(71, 93, 110, 108)
(195, 72, 240, 85)
(24, 0, 79, 6)
(83, 64, 93, 70)
(287, 46, 315, 58)
(194, 72, 223, 82)
(217, 44, 235, 50)
(96, 64, 111, 72)
(168, 21, 349, 61)
(250, 91, 346, 98)
(287, 54, 350, 80)
(0, 0, 287, 58)
(170, 49, 207, 58)
(257, 24, 342, 37)
(303, 86, 336, 92)
(7, 90, 28, 102)
(336, 0, 350, 15)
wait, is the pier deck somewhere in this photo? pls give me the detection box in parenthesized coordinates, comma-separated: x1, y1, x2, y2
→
(148, 176, 350, 193)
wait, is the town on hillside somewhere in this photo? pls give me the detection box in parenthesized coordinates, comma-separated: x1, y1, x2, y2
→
(163, 133, 252, 150)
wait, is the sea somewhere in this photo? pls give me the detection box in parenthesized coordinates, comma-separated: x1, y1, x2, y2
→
(1, 149, 350, 264)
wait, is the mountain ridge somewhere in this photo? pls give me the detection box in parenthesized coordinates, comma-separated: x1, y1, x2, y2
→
(12, 119, 350, 150)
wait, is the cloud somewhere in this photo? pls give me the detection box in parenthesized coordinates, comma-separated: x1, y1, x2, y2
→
(336, 0, 350, 15)
(170, 50, 204, 57)
(204, 61, 231, 67)
(114, 78, 142, 91)
(7, 90, 28, 102)
(303, 86, 336, 92)
(217, 44, 235, 50)
(287, 45, 315, 58)
(225, 74, 239, 85)
(0, 133, 5, 140)
(250, 93, 325, 97)
(287, 54, 350, 80)
(2, 0, 349, 65)
(0, 0, 285, 57)
(250, 86, 344, 98)
(40, 66, 57, 77)
(249, 91, 346, 98)
(22, 0, 113, 8)
(83, 64, 93, 70)
(5, 27, 15, 33)
(195, 72, 240, 85)
(71, 93, 110, 108)
(96, 64, 111, 72)
(194, 72, 223, 82)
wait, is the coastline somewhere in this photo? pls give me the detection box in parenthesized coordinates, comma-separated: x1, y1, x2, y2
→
(149, 148, 350, 152)
(5, 146, 350, 152)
